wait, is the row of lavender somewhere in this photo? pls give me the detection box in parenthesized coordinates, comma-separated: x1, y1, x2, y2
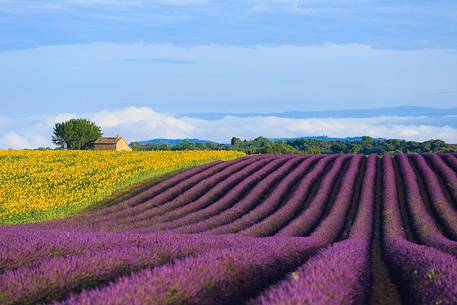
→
(0, 153, 456, 304)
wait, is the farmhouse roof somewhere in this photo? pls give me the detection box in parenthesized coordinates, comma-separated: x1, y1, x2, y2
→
(94, 137, 122, 144)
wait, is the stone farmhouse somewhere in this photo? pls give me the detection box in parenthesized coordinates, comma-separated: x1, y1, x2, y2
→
(94, 136, 132, 151)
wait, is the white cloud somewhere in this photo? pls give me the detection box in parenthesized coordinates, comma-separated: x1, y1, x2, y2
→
(91, 107, 188, 129)
(0, 132, 31, 149)
(1, 106, 456, 149)
(0, 131, 50, 149)
(89, 107, 197, 139)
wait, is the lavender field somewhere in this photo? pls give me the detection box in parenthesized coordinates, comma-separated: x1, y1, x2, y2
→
(1, 153, 457, 305)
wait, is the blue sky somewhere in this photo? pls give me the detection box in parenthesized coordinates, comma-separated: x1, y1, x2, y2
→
(1, 0, 457, 147)
(1, 0, 457, 51)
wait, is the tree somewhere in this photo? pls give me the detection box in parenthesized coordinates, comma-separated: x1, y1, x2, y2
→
(52, 119, 102, 150)
(130, 142, 144, 151)
(231, 137, 242, 146)
(429, 139, 448, 152)
(174, 141, 195, 150)
(330, 141, 346, 154)
(360, 136, 374, 153)
(348, 143, 363, 154)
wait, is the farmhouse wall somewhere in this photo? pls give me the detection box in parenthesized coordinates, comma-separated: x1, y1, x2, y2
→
(94, 144, 117, 150)
(116, 139, 133, 151)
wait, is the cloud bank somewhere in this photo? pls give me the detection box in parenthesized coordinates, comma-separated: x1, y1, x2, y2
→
(1, 106, 456, 149)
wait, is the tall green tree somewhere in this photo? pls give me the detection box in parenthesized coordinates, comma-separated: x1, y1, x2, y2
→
(52, 119, 102, 150)
(231, 137, 242, 146)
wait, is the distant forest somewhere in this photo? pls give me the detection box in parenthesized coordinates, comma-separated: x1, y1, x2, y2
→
(130, 136, 457, 155)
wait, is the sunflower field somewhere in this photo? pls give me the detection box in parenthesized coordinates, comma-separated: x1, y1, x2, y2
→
(0, 150, 244, 224)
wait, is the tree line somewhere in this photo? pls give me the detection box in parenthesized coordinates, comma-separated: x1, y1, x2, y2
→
(131, 136, 457, 154)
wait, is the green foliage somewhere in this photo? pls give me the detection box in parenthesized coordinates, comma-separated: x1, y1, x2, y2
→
(130, 140, 227, 152)
(231, 137, 242, 146)
(52, 119, 102, 150)
(285, 137, 457, 155)
(130, 136, 457, 155)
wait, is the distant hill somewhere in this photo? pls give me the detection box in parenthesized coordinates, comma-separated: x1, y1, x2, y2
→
(180, 106, 457, 120)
